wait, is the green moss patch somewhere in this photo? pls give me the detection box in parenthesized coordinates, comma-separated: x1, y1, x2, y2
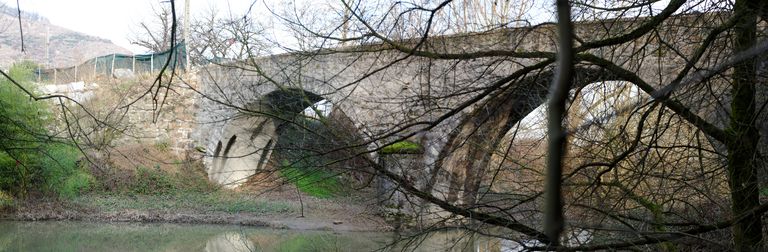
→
(379, 140, 423, 154)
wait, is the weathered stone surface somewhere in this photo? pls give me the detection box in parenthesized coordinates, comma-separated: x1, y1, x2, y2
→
(42, 14, 768, 199)
(193, 15, 740, 194)
(112, 69, 135, 79)
(208, 115, 276, 188)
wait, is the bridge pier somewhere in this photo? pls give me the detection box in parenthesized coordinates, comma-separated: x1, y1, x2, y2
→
(377, 150, 427, 228)
(208, 116, 277, 188)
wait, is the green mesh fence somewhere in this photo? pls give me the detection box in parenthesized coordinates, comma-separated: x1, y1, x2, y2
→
(36, 41, 187, 83)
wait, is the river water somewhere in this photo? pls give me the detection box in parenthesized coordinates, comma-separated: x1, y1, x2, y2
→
(0, 221, 527, 251)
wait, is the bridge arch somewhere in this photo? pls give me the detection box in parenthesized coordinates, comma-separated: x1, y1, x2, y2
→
(432, 67, 625, 204)
(206, 87, 366, 188)
(484, 80, 645, 190)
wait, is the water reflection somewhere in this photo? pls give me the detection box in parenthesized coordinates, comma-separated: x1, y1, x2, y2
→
(0, 221, 391, 252)
(205, 232, 254, 252)
(0, 221, 588, 251)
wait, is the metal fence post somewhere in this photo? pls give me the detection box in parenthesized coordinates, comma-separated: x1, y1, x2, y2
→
(111, 54, 116, 77)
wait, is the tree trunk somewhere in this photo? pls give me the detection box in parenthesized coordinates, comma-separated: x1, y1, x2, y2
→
(727, 0, 763, 250)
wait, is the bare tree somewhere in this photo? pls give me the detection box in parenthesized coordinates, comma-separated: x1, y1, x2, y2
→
(188, 6, 268, 64)
(210, 0, 767, 250)
(129, 3, 180, 52)
(444, 0, 535, 32)
(5, 0, 767, 250)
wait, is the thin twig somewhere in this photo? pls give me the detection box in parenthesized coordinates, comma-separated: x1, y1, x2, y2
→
(15, 0, 24, 52)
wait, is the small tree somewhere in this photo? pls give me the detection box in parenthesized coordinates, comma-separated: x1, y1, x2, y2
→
(0, 62, 90, 198)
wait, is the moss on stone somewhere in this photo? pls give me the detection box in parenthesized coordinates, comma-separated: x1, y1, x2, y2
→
(380, 140, 423, 154)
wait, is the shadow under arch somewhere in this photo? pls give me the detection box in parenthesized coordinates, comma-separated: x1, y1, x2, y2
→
(208, 88, 367, 188)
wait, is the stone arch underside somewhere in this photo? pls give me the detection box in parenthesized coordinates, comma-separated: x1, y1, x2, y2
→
(421, 56, 768, 207)
(432, 66, 625, 205)
(206, 88, 360, 188)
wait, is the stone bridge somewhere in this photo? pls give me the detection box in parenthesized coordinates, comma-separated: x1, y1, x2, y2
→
(191, 13, 768, 204)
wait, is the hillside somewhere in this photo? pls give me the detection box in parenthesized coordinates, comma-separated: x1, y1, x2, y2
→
(0, 4, 130, 68)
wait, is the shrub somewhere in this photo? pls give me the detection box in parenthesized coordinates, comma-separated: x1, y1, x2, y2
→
(0, 190, 13, 208)
(0, 63, 48, 196)
(38, 144, 93, 198)
(132, 166, 176, 195)
(59, 170, 93, 199)
(0, 63, 93, 198)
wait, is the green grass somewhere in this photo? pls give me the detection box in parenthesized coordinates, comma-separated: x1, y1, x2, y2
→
(279, 163, 343, 199)
(72, 191, 293, 214)
(65, 155, 293, 214)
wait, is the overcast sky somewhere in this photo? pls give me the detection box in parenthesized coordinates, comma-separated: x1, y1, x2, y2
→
(14, 0, 675, 55)
(18, 0, 260, 54)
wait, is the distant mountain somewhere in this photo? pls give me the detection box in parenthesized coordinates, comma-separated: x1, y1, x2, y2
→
(0, 4, 130, 68)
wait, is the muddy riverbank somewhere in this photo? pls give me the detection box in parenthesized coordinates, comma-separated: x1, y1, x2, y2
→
(1, 189, 393, 232)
